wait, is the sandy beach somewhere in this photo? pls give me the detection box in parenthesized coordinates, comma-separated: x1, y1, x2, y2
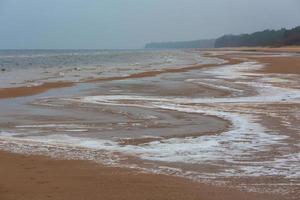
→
(0, 54, 240, 99)
(0, 48, 299, 200)
(0, 151, 282, 200)
(0, 82, 74, 99)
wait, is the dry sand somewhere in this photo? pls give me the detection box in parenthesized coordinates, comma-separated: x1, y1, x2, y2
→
(213, 46, 300, 53)
(216, 46, 300, 74)
(253, 56, 300, 74)
(0, 151, 284, 200)
(0, 48, 299, 200)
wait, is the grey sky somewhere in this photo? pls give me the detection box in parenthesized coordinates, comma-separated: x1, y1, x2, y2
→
(0, 0, 300, 49)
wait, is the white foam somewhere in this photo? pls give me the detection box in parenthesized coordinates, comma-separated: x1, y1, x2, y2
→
(68, 61, 300, 180)
(65, 129, 89, 132)
(185, 78, 243, 93)
(1, 60, 300, 186)
(16, 124, 88, 128)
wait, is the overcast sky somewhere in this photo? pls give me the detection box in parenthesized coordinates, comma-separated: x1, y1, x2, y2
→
(0, 0, 300, 49)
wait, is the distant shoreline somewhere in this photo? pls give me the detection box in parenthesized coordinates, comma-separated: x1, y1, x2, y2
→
(145, 26, 300, 49)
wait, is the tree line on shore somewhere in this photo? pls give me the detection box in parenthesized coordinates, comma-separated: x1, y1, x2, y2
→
(145, 26, 300, 49)
(145, 39, 215, 49)
(215, 26, 300, 47)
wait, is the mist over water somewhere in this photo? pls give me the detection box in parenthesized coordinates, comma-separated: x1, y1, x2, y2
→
(0, 0, 299, 49)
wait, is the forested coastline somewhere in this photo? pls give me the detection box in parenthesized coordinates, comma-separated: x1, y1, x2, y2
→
(145, 26, 300, 49)
(215, 26, 300, 47)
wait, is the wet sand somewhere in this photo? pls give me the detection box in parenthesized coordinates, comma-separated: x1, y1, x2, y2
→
(216, 47, 300, 74)
(0, 151, 284, 200)
(254, 56, 300, 74)
(0, 48, 299, 199)
(0, 82, 74, 99)
(214, 46, 300, 53)
(87, 54, 241, 83)
(0, 54, 240, 99)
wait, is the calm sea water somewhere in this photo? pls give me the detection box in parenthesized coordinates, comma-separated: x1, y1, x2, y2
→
(0, 49, 207, 70)
(0, 50, 299, 196)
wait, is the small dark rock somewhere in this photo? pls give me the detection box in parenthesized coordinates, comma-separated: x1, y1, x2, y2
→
(1, 68, 6, 72)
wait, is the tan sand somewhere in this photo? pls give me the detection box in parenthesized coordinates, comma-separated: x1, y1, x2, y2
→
(253, 56, 300, 74)
(0, 56, 240, 99)
(210, 47, 300, 74)
(0, 82, 74, 99)
(0, 56, 241, 99)
(0, 48, 299, 199)
(0, 47, 299, 100)
(0, 151, 285, 200)
(87, 55, 241, 83)
(213, 46, 300, 53)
